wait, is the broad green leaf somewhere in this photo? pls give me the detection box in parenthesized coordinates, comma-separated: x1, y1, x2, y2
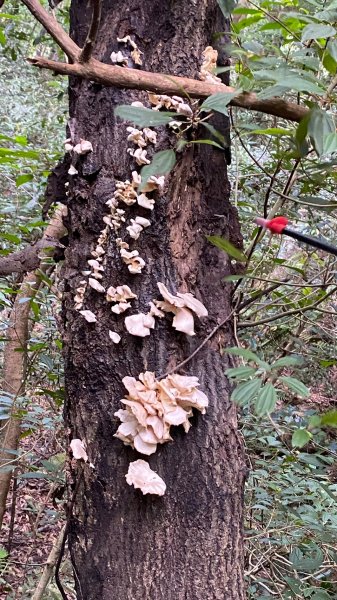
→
(231, 378, 262, 406)
(200, 122, 227, 146)
(271, 356, 302, 369)
(200, 91, 242, 116)
(139, 149, 176, 190)
(292, 428, 312, 448)
(255, 383, 277, 416)
(249, 127, 293, 136)
(322, 132, 337, 154)
(177, 138, 224, 150)
(0, 548, 8, 560)
(0, 148, 40, 160)
(327, 39, 337, 62)
(234, 14, 264, 32)
(225, 366, 257, 379)
(297, 195, 337, 211)
(0, 232, 21, 244)
(289, 544, 323, 572)
(0, 134, 27, 145)
(280, 376, 310, 397)
(226, 347, 270, 369)
(301, 23, 336, 42)
(320, 409, 337, 427)
(206, 235, 247, 262)
(16, 174, 33, 187)
(308, 109, 336, 156)
(217, 0, 238, 17)
(115, 105, 176, 127)
(259, 77, 324, 97)
(0, 29, 6, 47)
(311, 592, 332, 600)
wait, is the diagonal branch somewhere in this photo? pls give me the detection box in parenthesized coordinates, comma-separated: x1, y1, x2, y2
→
(21, 0, 310, 122)
(0, 237, 63, 276)
(79, 0, 102, 63)
(20, 0, 80, 61)
(27, 56, 309, 122)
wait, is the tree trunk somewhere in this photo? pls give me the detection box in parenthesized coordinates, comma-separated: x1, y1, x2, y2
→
(63, 1, 246, 598)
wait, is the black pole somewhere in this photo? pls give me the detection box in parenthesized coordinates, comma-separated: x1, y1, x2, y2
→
(283, 227, 337, 257)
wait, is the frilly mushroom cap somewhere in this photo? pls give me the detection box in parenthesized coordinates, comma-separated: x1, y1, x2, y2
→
(70, 439, 88, 462)
(176, 292, 208, 317)
(115, 371, 209, 457)
(126, 460, 166, 496)
(79, 310, 97, 323)
(172, 307, 195, 336)
(109, 331, 121, 344)
(124, 313, 154, 337)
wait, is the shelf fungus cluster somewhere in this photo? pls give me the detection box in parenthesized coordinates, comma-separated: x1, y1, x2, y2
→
(115, 371, 209, 453)
(70, 55, 211, 494)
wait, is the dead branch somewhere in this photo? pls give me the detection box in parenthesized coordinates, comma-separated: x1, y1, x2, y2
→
(21, 0, 309, 122)
(31, 524, 67, 600)
(0, 237, 63, 276)
(20, 0, 79, 61)
(0, 205, 67, 531)
(79, 0, 102, 63)
(28, 56, 309, 122)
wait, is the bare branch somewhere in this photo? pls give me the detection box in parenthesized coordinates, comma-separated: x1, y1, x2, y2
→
(31, 525, 67, 600)
(27, 56, 309, 123)
(79, 0, 102, 63)
(21, 0, 80, 61)
(21, 0, 309, 122)
(0, 237, 63, 276)
(238, 286, 337, 328)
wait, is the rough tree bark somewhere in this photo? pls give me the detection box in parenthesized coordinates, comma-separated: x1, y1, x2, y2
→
(63, 1, 246, 598)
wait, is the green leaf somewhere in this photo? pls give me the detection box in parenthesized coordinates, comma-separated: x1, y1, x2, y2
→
(280, 376, 310, 397)
(200, 122, 228, 146)
(226, 347, 270, 369)
(16, 174, 33, 187)
(289, 544, 323, 572)
(0, 29, 6, 47)
(255, 383, 277, 416)
(206, 235, 247, 262)
(320, 410, 337, 427)
(271, 356, 303, 369)
(308, 108, 336, 156)
(231, 378, 262, 406)
(115, 105, 176, 127)
(297, 195, 337, 211)
(225, 366, 257, 380)
(0, 148, 40, 160)
(0, 547, 8, 560)
(311, 592, 332, 600)
(0, 134, 27, 146)
(200, 91, 242, 116)
(0, 232, 21, 244)
(327, 39, 337, 62)
(217, 0, 238, 17)
(301, 23, 336, 42)
(249, 127, 294, 136)
(177, 138, 224, 150)
(139, 150, 176, 190)
(292, 428, 312, 448)
(322, 132, 337, 154)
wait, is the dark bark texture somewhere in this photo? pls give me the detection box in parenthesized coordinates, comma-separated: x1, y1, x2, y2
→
(63, 1, 246, 598)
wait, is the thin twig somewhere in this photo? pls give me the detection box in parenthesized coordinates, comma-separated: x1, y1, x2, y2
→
(20, 0, 80, 61)
(31, 524, 67, 600)
(79, 0, 102, 63)
(55, 466, 84, 600)
(238, 285, 337, 328)
(159, 309, 236, 378)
